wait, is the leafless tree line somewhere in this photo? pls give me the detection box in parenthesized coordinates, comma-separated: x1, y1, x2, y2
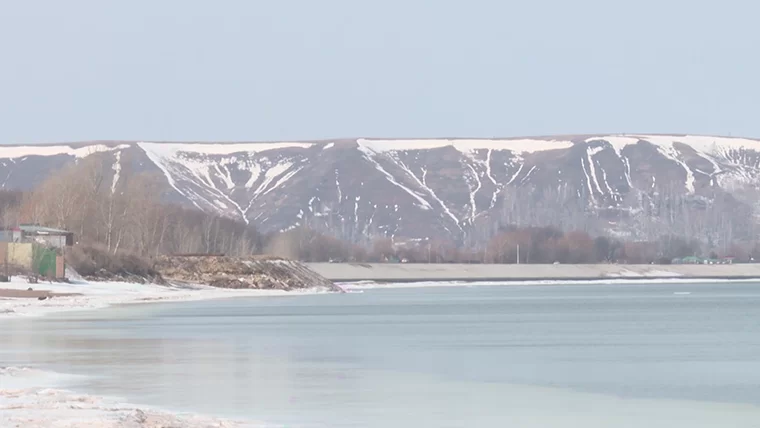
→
(1, 154, 262, 257)
(278, 177, 760, 263)
(493, 182, 757, 257)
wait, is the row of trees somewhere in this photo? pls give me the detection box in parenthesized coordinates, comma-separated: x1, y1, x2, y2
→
(2, 155, 263, 257)
(265, 224, 754, 264)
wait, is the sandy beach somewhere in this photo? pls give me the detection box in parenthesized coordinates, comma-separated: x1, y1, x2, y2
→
(0, 276, 321, 428)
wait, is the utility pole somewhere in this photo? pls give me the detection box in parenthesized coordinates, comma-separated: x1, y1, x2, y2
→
(517, 244, 520, 264)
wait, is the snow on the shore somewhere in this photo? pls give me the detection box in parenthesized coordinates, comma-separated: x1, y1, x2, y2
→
(0, 277, 324, 318)
(0, 368, 261, 428)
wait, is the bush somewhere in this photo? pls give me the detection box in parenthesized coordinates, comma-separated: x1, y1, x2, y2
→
(66, 244, 162, 283)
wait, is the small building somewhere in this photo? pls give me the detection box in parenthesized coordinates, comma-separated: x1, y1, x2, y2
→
(0, 224, 71, 280)
(0, 225, 74, 249)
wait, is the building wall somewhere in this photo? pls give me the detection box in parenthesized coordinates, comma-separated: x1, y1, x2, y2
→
(30, 235, 67, 249)
(3, 243, 34, 267)
(0, 242, 65, 279)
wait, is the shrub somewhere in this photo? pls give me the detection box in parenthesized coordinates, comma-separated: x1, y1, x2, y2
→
(66, 244, 162, 283)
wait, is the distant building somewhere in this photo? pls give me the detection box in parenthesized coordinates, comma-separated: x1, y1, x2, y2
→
(0, 224, 74, 249)
(0, 225, 71, 279)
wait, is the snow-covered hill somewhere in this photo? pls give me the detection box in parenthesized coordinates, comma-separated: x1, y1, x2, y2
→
(2, 134, 760, 245)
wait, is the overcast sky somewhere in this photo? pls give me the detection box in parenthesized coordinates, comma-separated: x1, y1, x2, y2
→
(1, 0, 758, 143)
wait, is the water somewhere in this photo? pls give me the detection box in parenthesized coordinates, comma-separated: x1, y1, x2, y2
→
(4, 282, 760, 427)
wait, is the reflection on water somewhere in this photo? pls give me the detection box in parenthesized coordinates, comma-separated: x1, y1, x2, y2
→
(3, 283, 760, 427)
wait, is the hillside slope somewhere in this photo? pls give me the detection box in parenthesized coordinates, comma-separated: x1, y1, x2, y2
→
(2, 135, 759, 245)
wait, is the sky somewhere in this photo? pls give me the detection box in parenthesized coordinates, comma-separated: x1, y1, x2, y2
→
(1, 0, 759, 143)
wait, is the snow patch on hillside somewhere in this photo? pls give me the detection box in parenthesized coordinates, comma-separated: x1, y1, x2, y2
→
(656, 144, 696, 194)
(138, 142, 313, 157)
(0, 144, 130, 159)
(110, 151, 122, 193)
(580, 156, 596, 201)
(589, 136, 641, 157)
(263, 165, 301, 196)
(356, 144, 433, 210)
(636, 135, 760, 155)
(586, 134, 760, 193)
(588, 135, 760, 159)
(138, 142, 307, 222)
(586, 147, 604, 196)
(357, 138, 574, 154)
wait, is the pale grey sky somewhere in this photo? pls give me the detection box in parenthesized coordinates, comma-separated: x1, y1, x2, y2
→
(1, 0, 758, 143)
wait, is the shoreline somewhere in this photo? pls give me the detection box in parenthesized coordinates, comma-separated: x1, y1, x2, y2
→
(0, 279, 332, 319)
(0, 278, 325, 428)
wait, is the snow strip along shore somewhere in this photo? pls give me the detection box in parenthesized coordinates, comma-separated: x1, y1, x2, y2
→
(0, 277, 332, 318)
(0, 367, 268, 428)
(0, 278, 330, 428)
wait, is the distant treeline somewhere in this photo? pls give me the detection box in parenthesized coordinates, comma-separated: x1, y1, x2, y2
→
(268, 225, 756, 264)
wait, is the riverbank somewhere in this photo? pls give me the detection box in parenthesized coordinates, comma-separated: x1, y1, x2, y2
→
(308, 263, 760, 283)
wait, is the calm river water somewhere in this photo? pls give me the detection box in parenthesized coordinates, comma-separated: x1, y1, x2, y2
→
(3, 282, 760, 427)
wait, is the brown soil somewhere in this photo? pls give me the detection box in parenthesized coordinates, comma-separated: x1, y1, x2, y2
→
(154, 255, 341, 292)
